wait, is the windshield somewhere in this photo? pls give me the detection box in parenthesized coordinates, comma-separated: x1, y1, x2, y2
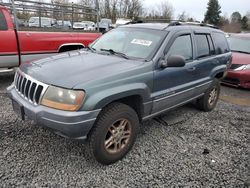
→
(91, 28, 166, 59)
(228, 36, 250, 54)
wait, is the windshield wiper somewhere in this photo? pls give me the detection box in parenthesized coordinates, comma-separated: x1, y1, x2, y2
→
(87, 46, 96, 53)
(231, 50, 250, 54)
(100, 48, 129, 59)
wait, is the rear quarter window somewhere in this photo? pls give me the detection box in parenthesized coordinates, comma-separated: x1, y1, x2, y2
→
(0, 11, 8, 31)
(212, 32, 230, 54)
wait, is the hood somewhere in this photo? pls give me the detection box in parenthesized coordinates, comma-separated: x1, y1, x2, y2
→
(232, 52, 250, 65)
(20, 50, 142, 89)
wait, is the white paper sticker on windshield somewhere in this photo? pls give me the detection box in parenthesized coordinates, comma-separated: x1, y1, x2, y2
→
(131, 39, 152, 46)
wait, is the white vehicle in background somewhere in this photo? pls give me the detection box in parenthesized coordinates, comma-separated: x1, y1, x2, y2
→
(115, 18, 132, 27)
(28, 17, 52, 27)
(73, 22, 85, 30)
(51, 18, 57, 26)
(96, 18, 113, 33)
(57, 20, 72, 28)
(82, 21, 95, 31)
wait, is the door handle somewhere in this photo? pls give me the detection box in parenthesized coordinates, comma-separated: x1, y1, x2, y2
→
(187, 67, 196, 72)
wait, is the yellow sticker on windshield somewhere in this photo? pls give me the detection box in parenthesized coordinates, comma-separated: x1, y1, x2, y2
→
(131, 39, 152, 46)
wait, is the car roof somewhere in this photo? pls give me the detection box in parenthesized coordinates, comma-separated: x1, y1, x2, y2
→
(120, 23, 222, 33)
(121, 23, 169, 30)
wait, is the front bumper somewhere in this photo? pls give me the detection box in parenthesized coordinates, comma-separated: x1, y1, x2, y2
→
(7, 85, 100, 140)
(222, 70, 250, 89)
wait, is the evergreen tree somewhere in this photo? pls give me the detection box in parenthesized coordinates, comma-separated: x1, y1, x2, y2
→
(231, 12, 242, 23)
(241, 16, 249, 30)
(204, 0, 221, 26)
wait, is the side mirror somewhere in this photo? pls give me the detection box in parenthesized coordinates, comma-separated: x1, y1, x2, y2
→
(161, 55, 186, 68)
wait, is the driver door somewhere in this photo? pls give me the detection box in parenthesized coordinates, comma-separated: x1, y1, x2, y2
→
(152, 31, 199, 114)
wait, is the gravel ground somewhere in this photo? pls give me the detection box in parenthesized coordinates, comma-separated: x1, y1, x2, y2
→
(0, 73, 249, 187)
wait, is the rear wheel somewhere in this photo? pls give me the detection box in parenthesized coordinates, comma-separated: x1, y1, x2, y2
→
(196, 79, 220, 112)
(88, 103, 139, 165)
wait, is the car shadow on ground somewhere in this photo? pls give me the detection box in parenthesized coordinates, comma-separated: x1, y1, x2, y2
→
(30, 102, 201, 163)
(0, 73, 15, 91)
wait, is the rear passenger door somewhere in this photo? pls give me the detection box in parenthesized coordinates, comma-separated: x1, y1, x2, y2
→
(191, 32, 217, 96)
(211, 32, 231, 67)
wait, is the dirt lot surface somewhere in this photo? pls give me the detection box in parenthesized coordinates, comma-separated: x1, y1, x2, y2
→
(0, 73, 249, 187)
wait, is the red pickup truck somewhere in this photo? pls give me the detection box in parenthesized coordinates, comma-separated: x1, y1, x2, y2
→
(0, 5, 101, 70)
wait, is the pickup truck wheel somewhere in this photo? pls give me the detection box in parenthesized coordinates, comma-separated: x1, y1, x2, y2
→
(196, 79, 220, 112)
(88, 103, 139, 165)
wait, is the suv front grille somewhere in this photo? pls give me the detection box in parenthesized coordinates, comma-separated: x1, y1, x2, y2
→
(14, 70, 48, 105)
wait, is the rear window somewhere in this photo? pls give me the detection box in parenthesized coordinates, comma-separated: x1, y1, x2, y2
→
(212, 32, 230, 54)
(0, 11, 8, 31)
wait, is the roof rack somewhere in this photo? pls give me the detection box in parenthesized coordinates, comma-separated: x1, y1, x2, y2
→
(125, 20, 144, 25)
(125, 19, 219, 29)
(168, 21, 219, 29)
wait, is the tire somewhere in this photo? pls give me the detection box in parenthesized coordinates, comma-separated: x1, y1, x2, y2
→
(88, 103, 139, 165)
(196, 79, 220, 112)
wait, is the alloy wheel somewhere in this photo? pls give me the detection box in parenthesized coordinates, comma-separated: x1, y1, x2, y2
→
(208, 87, 218, 106)
(104, 118, 132, 154)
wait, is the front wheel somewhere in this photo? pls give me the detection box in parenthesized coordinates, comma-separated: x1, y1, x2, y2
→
(88, 103, 139, 165)
(196, 79, 220, 112)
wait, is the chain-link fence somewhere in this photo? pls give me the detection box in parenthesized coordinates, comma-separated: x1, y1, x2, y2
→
(1, 0, 100, 32)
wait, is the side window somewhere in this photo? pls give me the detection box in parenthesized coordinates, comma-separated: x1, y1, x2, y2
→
(195, 34, 210, 58)
(168, 35, 193, 61)
(207, 35, 215, 55)
(212, 32, 230, 54)
(0, 11, 7, 31)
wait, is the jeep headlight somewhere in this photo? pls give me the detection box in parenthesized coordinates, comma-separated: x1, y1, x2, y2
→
(41, 86, 85, 111)
(235, 64, 250, 71)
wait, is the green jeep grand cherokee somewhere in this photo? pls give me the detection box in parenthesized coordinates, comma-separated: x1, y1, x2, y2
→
(8, 22, 231, 164)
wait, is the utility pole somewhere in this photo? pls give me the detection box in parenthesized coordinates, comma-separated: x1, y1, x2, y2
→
(38, 2, 42, 27)
(11, 0, 19, 30)
(95, 0, 100, 32)
(71, 2, 74, 26)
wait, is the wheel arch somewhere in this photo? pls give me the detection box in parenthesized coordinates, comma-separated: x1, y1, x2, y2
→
(113, 95, 144, 121)
(211, 65, 227, 80)
(95, 93, 146, 122)
(58, 43, 85, 53)
(82, 84, 151, 121)
(214, 71, 225, 80)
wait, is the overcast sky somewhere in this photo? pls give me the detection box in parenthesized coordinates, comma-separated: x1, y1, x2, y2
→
(143, 0, 250, 21)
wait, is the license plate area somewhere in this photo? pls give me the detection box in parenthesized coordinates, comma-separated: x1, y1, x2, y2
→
(12, 100, 25, 120)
